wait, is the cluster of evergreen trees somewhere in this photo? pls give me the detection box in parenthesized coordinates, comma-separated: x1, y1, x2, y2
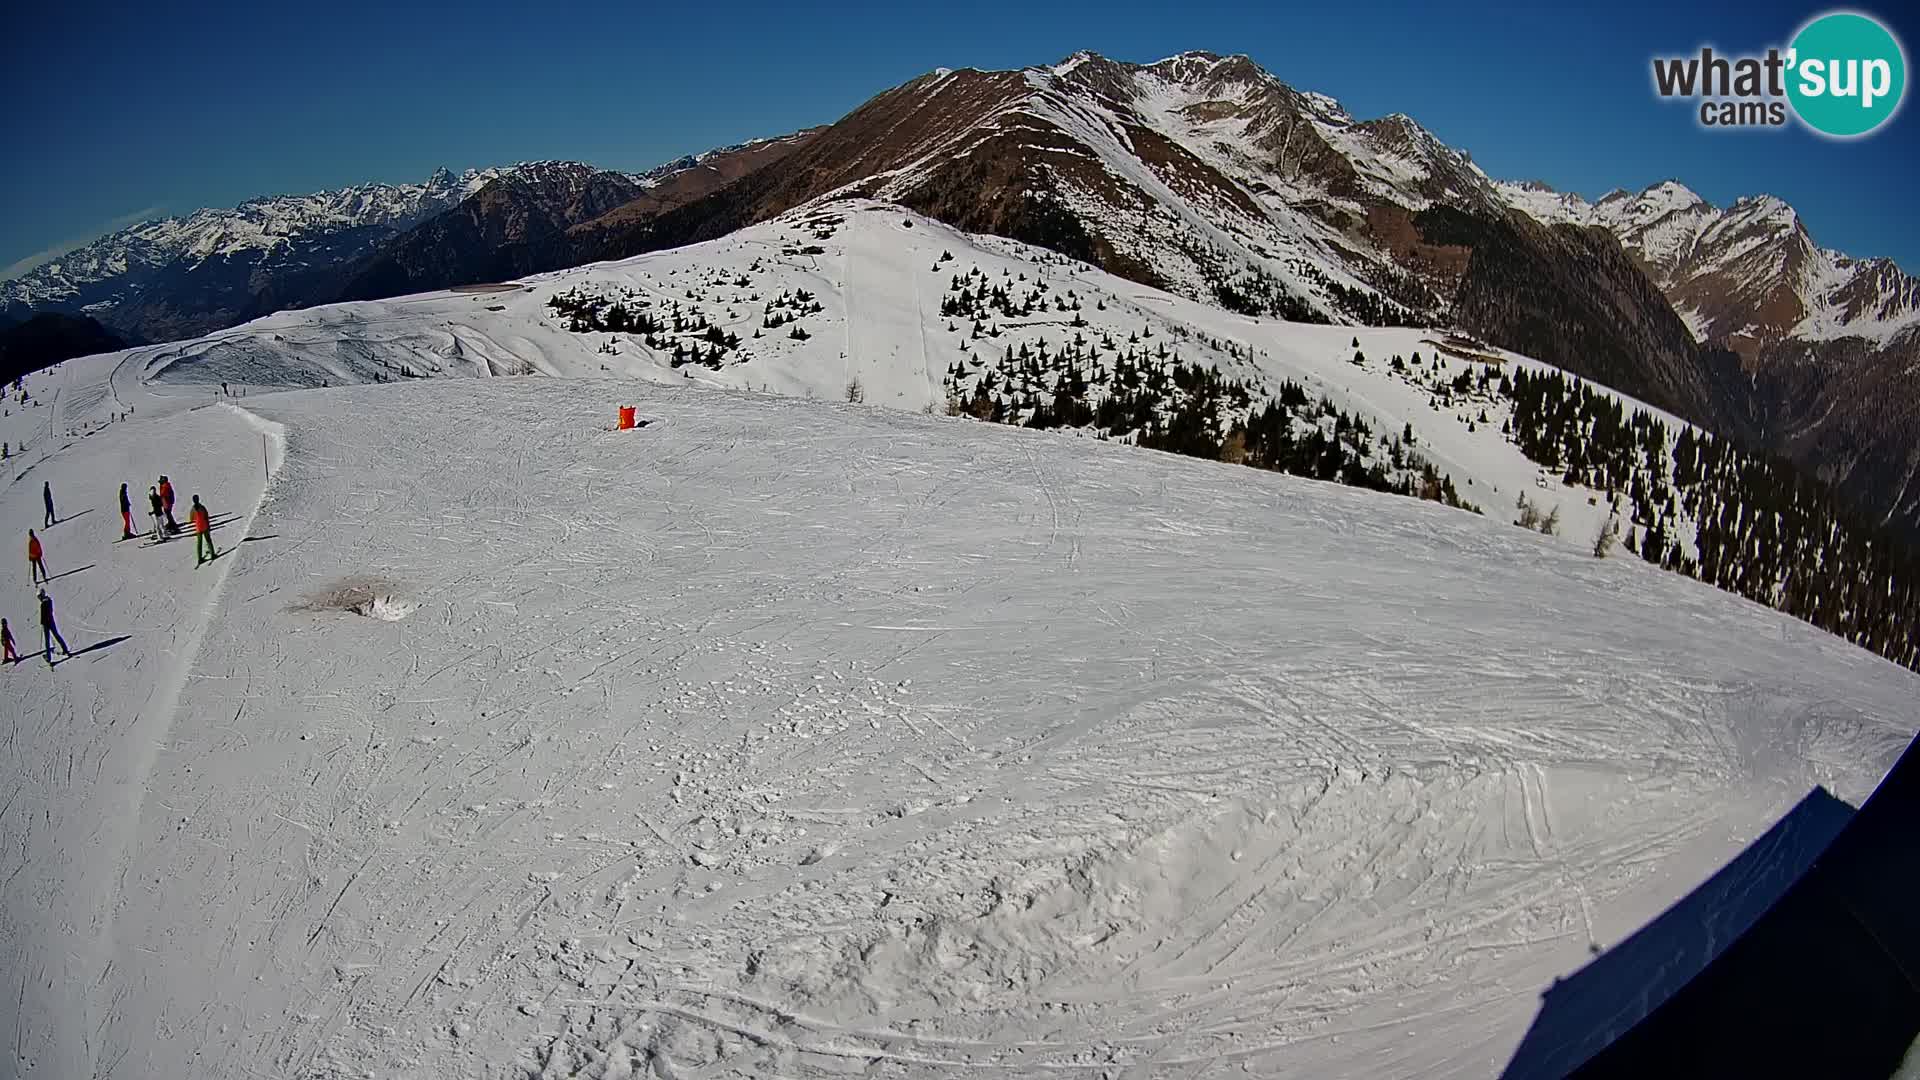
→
(546, 279, 826, 371)
(1210, 263, 1324, 323)
(1286, 262, 1418, 327)
(942, 337, 1474, 513)
(546, 286, 660, 335)
(939, 265, 1085, 325)
(1230, 387, 1470, 507)
(1492, 366, 1917, 672)
(1198, 256, 1426, 328)
(762, 288, 824, 331)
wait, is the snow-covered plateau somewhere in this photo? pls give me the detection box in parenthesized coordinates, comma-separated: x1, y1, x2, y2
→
(2, 203, 1914, 1079)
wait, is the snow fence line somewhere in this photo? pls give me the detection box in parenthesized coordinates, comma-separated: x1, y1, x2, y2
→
(221, 400, 287, 477)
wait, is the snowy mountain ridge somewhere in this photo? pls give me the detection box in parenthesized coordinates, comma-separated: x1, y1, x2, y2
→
(3, 166, 501, 307)
(631, 135, 808, 186)
(0, 158, 704, 342)
(655, 49, 1738, 483)
(0, 146, 811, 314)
(8, 50, 1918, 540)
(1492, 175, 1920, 541)
(127, 200, 1646, 541)
(1496, 177, 1920, 348)
(933, 50, 1506, 315)
(13, 50, 1913, 355)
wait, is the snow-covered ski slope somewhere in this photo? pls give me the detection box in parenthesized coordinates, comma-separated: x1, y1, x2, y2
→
(132, 201, 1681, 555)
(0, 203, 1915, 1078)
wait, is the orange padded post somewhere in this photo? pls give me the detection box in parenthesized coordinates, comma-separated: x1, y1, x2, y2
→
(618, 406, 636, 430)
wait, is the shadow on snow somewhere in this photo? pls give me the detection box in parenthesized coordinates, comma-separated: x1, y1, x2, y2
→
(1503, 734, 1920, 1080)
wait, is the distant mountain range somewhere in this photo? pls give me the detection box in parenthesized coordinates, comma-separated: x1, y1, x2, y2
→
(3, 51, 1915, 540)
(337, 134, 816, 302)
(0, 139, 814, 345)
(3, 167, 500, 341)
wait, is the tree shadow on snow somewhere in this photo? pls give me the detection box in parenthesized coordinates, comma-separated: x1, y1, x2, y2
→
(1503, 735, 1920, 1080)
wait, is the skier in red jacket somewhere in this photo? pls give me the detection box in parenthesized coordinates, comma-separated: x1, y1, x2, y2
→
(27, 529, 47, 583)
(191, 495, 216, 566)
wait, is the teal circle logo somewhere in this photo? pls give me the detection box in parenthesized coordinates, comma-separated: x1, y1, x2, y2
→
(1787, 12, 1906, 137)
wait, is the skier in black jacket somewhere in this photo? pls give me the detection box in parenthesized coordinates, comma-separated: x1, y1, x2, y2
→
(38, 590, 70, 665)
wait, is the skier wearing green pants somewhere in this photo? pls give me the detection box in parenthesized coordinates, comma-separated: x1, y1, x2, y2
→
(191, 495, 216, 566)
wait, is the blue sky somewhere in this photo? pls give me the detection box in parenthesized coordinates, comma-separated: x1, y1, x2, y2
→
(3, 0, 1916, 277)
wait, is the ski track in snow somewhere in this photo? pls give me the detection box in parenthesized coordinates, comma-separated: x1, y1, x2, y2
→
(0, 215, 1916, 1079)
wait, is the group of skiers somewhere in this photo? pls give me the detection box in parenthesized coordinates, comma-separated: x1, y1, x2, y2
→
(7, 476, 219, 668)
(118, 475, 213, 560)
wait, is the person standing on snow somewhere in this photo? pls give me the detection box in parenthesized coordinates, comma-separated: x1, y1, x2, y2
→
(118, 483, 134, 540)
(38, 591, 70, 665)
(1, 618, 17, 664)
(159, 476, 179, 534)
(147, 487, 165, 542)
(190, 495, 216, 566)
(27, 529, 47, 583)
(42, 482, 55, 527)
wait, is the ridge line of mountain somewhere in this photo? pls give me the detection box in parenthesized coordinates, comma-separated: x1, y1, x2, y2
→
(4, 49, 1914, 541)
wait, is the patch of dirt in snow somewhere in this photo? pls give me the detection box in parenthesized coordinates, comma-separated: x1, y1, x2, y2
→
(289, 575, 413, 620)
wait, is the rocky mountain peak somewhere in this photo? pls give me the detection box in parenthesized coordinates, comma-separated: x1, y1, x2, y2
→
(1642, 179, 1705, 206)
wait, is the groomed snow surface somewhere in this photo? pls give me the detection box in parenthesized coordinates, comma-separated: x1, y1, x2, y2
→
(3, 212, 1918, 1080)
(130, 203, 1688, 557)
